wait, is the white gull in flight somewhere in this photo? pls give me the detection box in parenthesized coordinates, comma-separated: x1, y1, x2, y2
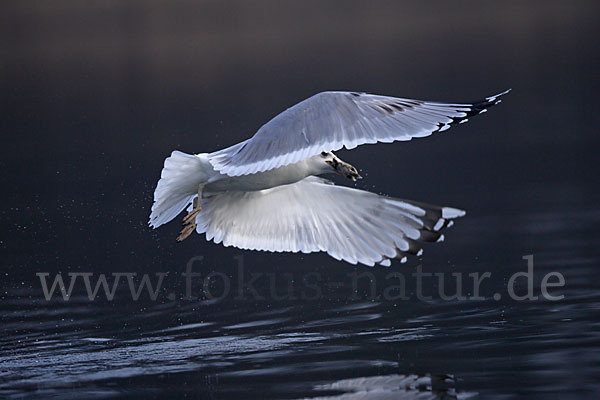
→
(149, 89, 509, 266)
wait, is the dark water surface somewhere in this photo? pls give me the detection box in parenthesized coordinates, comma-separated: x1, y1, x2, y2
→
(3, 187, 600, 399)
(2, 1, 600, 399)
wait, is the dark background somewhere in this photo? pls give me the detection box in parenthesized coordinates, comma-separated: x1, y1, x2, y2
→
(1, 1, 599, 399)
(2, 0, 598, 278)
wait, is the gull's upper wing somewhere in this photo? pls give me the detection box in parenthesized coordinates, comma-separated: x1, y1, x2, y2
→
(208, 89, 510, 176)
(193, 177, 465, 266)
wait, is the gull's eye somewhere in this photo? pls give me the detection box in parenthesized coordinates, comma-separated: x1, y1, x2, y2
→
(320, 152, 328, 157)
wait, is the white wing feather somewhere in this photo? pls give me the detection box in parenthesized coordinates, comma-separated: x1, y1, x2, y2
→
(193, 177, 465, 266)
(208, 90, 510, 176)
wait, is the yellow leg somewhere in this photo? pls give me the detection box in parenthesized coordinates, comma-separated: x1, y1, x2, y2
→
(177, 184, 205, 242)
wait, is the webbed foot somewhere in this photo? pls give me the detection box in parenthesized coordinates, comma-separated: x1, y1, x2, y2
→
(176, 223, 196, 242)
(176, 183, 205, 242)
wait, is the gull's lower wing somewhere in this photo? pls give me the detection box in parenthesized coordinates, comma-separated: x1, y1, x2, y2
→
(208, 89, 510, 176)
(194, 177, 465, 266)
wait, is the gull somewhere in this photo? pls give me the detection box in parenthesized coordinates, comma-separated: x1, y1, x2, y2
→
(149, 89, 509, 266)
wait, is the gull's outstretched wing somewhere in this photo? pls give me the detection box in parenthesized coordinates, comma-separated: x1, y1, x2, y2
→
(208, 89, 510, 176)
(193, 177, 465, 266)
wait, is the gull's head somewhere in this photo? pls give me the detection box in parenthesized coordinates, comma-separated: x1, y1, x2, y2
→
(320, 151, 362, 181)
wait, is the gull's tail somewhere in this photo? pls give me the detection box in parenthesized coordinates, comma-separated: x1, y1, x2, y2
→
(149, 151, 212, 229)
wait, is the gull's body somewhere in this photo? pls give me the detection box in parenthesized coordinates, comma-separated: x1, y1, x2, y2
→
(202, 153, 329, 194)
(149, 90, 509, 266)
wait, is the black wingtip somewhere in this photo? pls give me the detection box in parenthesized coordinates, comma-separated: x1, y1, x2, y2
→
(485, 88, 512, 104)
(431, 89, 511, 132)
(464, 88, 512, 117)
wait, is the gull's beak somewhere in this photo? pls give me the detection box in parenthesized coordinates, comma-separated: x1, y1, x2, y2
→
(326, 158, 362, 181)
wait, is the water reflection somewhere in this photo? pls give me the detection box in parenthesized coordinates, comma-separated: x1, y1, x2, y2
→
(2, 239, 600, 399)
(304, 374, 476, 400)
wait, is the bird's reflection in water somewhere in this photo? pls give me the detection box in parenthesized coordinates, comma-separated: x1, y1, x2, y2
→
(303, 374, 476, 400)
